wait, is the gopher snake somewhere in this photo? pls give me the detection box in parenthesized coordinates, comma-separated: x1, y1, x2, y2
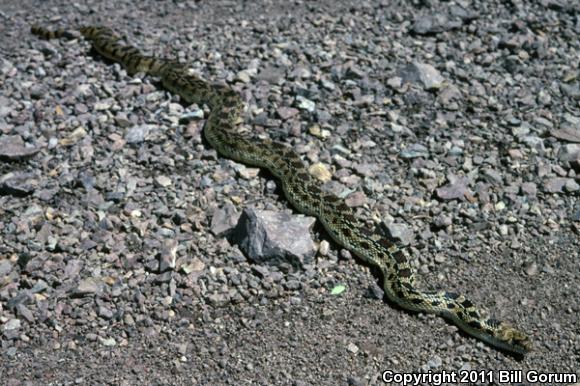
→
(31, 25, 532, 355)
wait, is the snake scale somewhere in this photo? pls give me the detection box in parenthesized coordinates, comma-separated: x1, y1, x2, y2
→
(31, 25, 532, 355)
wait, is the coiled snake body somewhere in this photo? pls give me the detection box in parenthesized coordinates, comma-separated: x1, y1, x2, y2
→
(31, 25, 532, 355)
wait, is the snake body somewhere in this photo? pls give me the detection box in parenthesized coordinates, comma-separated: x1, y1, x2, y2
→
(31, 25, 532, 355)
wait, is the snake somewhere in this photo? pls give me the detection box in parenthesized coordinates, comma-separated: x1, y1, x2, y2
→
(31, 24, 532, 355)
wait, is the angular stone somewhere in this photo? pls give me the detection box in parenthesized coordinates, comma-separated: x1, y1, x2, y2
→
(64, 259, 83, 278)
(559, 144, 580, 162)
(229, 208, 317, 268)
(98, 306, 114, 320)
(158, 239, 178, 272)
(99, 337, 117, 347)
(276, 106, 300, 120)
(399, 143, 429, 159)
(543, 177, 571, 193)
(0, 259, 13, 276)
(295, 95, 316, 112)
(154, 175, 172, 188)
(256, 66, 285, 84)
(436, 176, 469, 200)
(521, 182, 537, 197)
(345, 191, 367, 207)
(2, 319, 21, 331)
(125, 124, 152, 144)
(384, 223, 414, 246)
(16, 304, 35, 323)
(399, 62, 444, 90)
(565, 179, 579, 192)
(552, 127, 580, 143)
(60, 127, 87, 146)
(210, 203, 241, 237)
(74, 278, 102, 296)
(0, 135, 39, 161)
(0, 172, 39, 196)
(181, 257, 205, 275)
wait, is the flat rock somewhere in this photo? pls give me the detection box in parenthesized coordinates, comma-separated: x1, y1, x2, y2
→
(551, 126, 580, 143)
(0, 172, 39, 196)
(543, 177, 574, 193)
(400, 143, 430, 159)
(0, 135, 40, 161)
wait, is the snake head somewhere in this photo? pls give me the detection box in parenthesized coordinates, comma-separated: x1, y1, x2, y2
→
(495, 321, 533, 355)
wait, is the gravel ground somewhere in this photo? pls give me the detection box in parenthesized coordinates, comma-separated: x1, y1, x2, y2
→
(1, 0, 579, 385)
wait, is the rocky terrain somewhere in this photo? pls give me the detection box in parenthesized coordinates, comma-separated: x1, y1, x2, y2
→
(0, 0, 578, 385)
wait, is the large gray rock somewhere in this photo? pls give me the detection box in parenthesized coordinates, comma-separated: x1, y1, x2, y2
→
(229, 208, 317, 269)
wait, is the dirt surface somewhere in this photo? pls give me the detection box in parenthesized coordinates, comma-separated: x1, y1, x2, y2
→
(1, 0, 579, 385)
